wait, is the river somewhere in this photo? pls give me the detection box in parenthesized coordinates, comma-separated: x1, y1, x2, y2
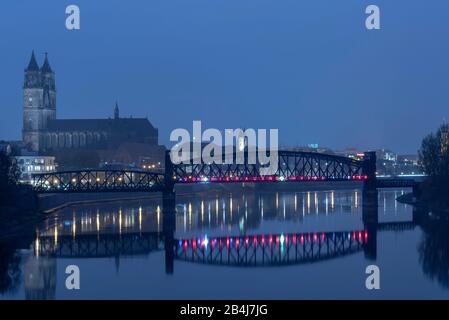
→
(1, 187, 448, 299)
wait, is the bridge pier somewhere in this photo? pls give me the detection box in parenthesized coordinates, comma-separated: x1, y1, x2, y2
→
(362, 188, 378, 260)
(162, 150, 176, 274)
(162, 189, 176, 275)
(361, 152, 378, 260)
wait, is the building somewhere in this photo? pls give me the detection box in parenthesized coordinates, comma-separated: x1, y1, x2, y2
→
(15, 153, 56, 183)
(22, 51, 165, 169)
(334, 147, 365, 160)
(377, 149, 397, 162)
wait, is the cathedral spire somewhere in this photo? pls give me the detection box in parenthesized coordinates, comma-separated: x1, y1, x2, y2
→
(41, 52, 53, 73)
(114, 101, 120, 119)
(25, 50, 39, 71)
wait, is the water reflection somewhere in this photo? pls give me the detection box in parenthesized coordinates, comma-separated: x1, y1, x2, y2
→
(1, 187, 449, 299)
(0, 240, 22, 295)
(417, 209, 449, 288)
(23, 256, 56, 300)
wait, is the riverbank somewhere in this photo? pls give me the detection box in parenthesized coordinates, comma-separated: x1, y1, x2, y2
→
(0, 207, 44, 240)
(397, 191, 449, 215)
(0, 185, 42, 240)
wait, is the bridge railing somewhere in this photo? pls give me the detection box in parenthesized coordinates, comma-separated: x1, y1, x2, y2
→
(32, 169, 166, 193)
(376, 178, 417, 188)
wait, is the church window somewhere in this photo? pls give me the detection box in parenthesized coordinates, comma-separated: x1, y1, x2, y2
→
(73, 133, 79, 148)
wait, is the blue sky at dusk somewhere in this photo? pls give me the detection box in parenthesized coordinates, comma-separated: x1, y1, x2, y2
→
(1, 0, 448, 154)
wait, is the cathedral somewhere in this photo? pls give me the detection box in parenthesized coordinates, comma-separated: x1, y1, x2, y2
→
(22, 51, 164, 169)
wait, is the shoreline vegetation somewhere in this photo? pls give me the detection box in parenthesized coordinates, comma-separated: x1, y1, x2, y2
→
(397, 179, 449, 214)
(0, 150, 42, 240)
(398, 122, 449, 215)
(0, 184, 42, 240)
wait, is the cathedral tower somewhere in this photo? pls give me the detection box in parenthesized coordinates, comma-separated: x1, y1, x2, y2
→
(23, 51, 56, 152)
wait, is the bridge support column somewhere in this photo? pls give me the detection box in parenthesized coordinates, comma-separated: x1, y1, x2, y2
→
(362, 188, 378, 260)
(163, 189, 176, 275)
(361, 151, 378, 259)
(163, 150, 176, 274)
(362, 151, 377, 190)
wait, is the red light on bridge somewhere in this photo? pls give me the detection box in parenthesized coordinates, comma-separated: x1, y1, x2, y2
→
(292, 234, 297, 244)
(300, 235, 304, 244)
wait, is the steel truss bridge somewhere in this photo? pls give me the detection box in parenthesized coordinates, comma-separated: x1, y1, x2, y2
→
(32, 170, 166, 193)
(172, 150, 370, 184)
(32, 150, 386, 193)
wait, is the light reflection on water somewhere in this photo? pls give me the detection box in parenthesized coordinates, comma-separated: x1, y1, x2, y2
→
(40, 189, 370, 239)
(1, 188, 448, 299)
(38, 189, 412, 240)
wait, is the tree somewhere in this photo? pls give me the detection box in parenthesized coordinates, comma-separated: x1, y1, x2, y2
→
(418, 123, 449, 179)
(418, 123, 449, 208)
(0, 150, 20, 190)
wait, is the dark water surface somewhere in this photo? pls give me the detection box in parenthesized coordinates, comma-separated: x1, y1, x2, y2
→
(1, 187, 449, 299)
